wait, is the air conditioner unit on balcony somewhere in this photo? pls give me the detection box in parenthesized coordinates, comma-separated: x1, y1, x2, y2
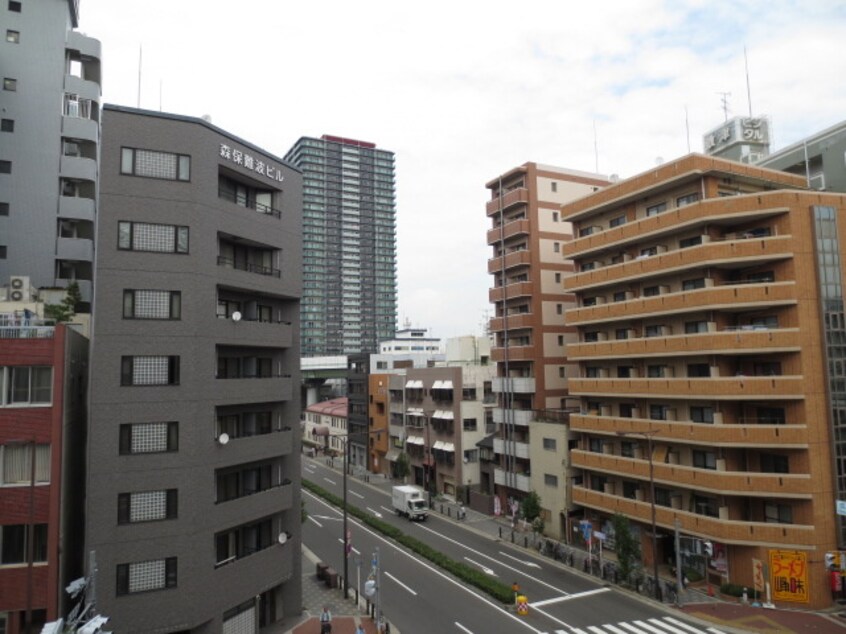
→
(9, 276, 32, 302)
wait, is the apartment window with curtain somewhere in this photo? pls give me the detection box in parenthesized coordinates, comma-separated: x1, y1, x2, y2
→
(0, 444, 51, 484)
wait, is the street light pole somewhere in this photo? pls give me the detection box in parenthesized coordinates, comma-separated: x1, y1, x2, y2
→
(617, 429, 661, 601)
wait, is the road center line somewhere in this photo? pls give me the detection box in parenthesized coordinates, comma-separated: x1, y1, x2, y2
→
(307, 516, 323, 528)
(303, 490, 550, 633)
(384, 571, 417, 595)
(380, 505, 394, 514)
(499, 550, 541, 568)
(455, 622, 474, 634)
(349, 490, 364, 499)
(323, 477, 336, 485)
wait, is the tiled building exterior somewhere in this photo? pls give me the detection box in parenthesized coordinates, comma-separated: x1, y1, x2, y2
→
(87, 105, 302, 632)
(561, 153, 846, 609)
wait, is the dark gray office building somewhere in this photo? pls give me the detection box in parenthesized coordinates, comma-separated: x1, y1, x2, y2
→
(88, 105, 302, 633)
(0, 0, 101, 308)
(284, 135, 396, 356)
(758, 119, 846, 193)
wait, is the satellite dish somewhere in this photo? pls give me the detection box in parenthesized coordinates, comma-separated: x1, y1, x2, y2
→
(278, 532, 287, 545)
(218, 433, 230, 445)
(231, 311, 242, 322)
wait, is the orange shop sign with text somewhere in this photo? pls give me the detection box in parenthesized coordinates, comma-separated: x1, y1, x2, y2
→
(769, 550, 808, 603)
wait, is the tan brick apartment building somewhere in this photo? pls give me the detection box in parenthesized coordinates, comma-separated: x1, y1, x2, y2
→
(560, 153, 846, 608)
(486, 163, 608, 537)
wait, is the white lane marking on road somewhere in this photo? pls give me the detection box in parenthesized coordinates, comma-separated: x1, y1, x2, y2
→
(645, 617, 693, 634)
(463, 557, 496, 575)
(303, 490, 550, 633)
(323, 477, 336, 485)
(380, 505, 394, 514)
(664, 619, 723, 634)
(633, 620, 677, 634)
(335, 538, 360, 555)
(588, 626, 608, 634)
(499, 551, 541, 568)
(384, 571, 418, 595)
(313, 515, 342, 521)
(530, 588, 609, 607)
(455, 623, 473, 634)
(349, 490, 364, 499)
(706, 630, 726, 634)
(618, 623, 650, 634)
(529, 604, 578, 632)
(416, 523, 570, 594)
(307, 516, 323, 528)
(367, 507, 383, 518)
(602, 624, 630, 634)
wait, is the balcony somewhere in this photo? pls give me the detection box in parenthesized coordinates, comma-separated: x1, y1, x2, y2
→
(213, 480, 293, 530)
(493, 438, 530, 459)
(494, 468, 531, 492)
(493, 408, 534, 426)
(566, 281, 797, 326)
(491, 345, 536, 362)
(214, 536, 295, 591)
(59, 155, 97, 182)
(572, 450, 813, 498)
(572, 486, 816, 549)
(489, 281, 534, 303)
(62, 114, 98, 142)
(58, 195, 95, 222)
(213, 316, 293, 348)
(565, 236, 794, 293)
(486, 187, 529, 216)
(488, 249, 532, 274)
(570, 413, 809, 448)
(218, 187, 282, 219)
(56, 236, 93, 261)
(568, 376, 805, 400)
(64, 73, 100, 101)
(489, 313, 534, 332)
(217, 256, 280, 278)
(492, 377, 536, 393)
(568, 328, 801, 360)
(212, 428, 294, 466)
(487, 218, 531, 245)
(213, 375, 293, 405)
(0, 315, 55, 339)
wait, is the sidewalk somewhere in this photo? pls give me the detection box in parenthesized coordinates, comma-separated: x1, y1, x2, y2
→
(303, 455, 846, 634)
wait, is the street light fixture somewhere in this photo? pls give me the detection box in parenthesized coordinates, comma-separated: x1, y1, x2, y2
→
(616, 429, 661, 602)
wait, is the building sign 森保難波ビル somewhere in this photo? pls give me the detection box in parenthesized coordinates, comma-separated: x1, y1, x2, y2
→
(219, 143, 284, 183)
(769, 550, 808, 603)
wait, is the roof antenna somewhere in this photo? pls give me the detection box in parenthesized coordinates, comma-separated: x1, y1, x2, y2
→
(717, 92, 731, 122)
(685, 105, 691, 153)
(744, 46, 753, 117)
(593, 119, 599, 173)
(136, 45, 142, 108)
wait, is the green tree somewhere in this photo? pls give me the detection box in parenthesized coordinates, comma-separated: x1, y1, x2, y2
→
(612, 513, 641, 583)
(395, 452, 410, 481)
(521, 490, 542, 522)
(44, 282, 81, 322)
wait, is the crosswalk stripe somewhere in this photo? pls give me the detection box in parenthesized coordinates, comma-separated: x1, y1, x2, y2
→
(646, 617, 693, 634)
(664, 617, 724, 634)
(588, 627, 607, 634)
(618, 623, 651, 634)
(602, 625, 631, 634)
(633, 620, 676, 634)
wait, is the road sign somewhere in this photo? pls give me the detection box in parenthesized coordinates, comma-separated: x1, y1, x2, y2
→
(752, 558, 764, 592)
(594, 531, 606, 541)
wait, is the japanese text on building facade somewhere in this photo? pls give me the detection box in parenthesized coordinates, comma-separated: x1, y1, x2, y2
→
(769, 550, 808, 603)
(219, 144, 284, 182)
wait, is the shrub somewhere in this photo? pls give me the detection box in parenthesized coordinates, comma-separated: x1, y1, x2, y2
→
(720, 583, 746, 597)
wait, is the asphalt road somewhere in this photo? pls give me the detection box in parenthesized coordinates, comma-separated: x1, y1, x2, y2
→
(302, 457, 726, 634)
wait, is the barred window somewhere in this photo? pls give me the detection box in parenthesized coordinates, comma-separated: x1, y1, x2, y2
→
(118, 489, 177, 524)
(116, 557, 177, 595)
(118, 221, 188, 253)
(120, 356, 180, 386)
(1, 444, 51, 484)
(121, 147, 190, 181)
(123, 290, 181, 319)
(119, 422, 178, 454)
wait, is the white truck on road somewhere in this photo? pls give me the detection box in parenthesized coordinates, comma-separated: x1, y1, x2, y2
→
(392, 485, 428, 521)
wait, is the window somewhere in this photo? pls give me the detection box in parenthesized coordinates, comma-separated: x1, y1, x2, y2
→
(754, 362, 782, 376)
(463, 449, 478, 463)
(118, 221, 189, 253)
(558, 366, 565, 378)
(118, 489, 178, 524)
(579, 226, 595, 237)
(588, 438, 603, 453)
(123, 290, 181, 319)
(693, 495, 718, 517)
(462, 418, 477, 431)
(585, 367, 601, 378)
(615, 328, 629, 340)
(613, 291, 627, 302)
(121, 147, 190, 181)
(646, 202, 666, 217)
(0, 119, 12, 133)
(0, 202, 8, 215)
(692, 450, 717, 470)
(757, 407, 785, 425)
(619, 404, 634, 418)
(640, 246, 658, 257)
(583, 296, 597, 306)
(581, 262, 595, 271)
(682, 278, 706, 291)
(609, 215, 626, 228)
(0, 524, 47, 564)
(553, 242, 560, 253)
(750, 315, 779, 329)
(676, 192, 700, 207)
(119, 422, 178, 454)
(649, 404, 666, 420)
(542, 437, 557, 451)
(764, 502, 793, 524)
(3, 366, 52, 405)
(643, 285, 660, 297)
(679, 235, 702, 249)
(761, 453, 789, 473)
(544, 474, 558, 487)
(551, 182, 557, 192)
(8, 1, 21, 11)
(215, 518, 274, 567)
(0, 161, 10, 174)
(747, 271, 775, 284)
(654, 488, 672, 507)
(690, 406, 714, 424)
(556, 303, 563, 315)
(647, 365, 667, 378)
(645, 325, 662, 338)
(687, 363, 710, 377)
(1, 444, 51, 484)
(116, 557, 177, 595)
(3, 78, 16, 91)
(6, 29, 18, 43)
(120, 356, 180, 386)
(685, 320, 708, 334)
(554, 272, 561, 283)
(617, 366, 633, 378)
(622, 481, 639, 499)
(584, 331, 599, 342)
(552, 211, 559, 222)
(557, 335, 564, 346)
(621, 442, 635, 458)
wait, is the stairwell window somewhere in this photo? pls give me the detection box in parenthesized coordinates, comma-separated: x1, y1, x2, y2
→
(120, 356, 180, 386)
(116, 557, 177, 595)
(123, 290, 181, 320)
(121, 147, 190, 181)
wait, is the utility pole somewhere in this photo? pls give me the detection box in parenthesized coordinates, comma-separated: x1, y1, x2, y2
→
(674, 519, 684, 607)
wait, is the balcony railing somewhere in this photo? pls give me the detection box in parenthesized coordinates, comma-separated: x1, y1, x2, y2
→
(218, 187, 282, 218)
(217, 256, 281, 278)
(216, 371, 290, 380)
(0, 314, 55, 339)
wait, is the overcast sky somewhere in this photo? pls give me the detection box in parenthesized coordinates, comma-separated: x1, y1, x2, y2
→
(79, 0, 846, 341)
